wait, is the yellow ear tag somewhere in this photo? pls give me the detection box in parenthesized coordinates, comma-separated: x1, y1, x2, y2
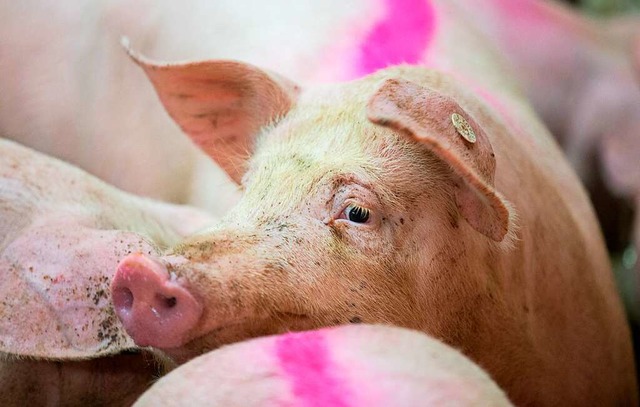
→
(451, 113, 476, 143)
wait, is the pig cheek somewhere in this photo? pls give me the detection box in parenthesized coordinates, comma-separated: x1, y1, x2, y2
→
(173, 258, 277, 336)
(306, 235, 378, 324)
(329, 219, 390, 258)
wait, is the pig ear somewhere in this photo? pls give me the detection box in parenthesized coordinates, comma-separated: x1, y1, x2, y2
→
(123, 40, 300, 183)
(367, 78, 511, 242)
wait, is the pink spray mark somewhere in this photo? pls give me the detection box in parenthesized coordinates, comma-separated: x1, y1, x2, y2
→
(355, 0, 436, 76)
(276, 331, 351, 407)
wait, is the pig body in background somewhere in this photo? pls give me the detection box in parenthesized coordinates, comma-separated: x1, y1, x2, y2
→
(135, 325, 514, 407)
(110, 1, 637, 403)
(0, 138, 213, 403)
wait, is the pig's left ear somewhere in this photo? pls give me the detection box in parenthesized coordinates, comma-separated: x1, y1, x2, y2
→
(124, 41, 300, 184)
(367, 78, 511, 242)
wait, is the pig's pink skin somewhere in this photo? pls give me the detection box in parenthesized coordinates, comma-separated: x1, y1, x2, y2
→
(0, 138, 214, 360)
(462, 0, 640, 316)
(111, 253, 203, 348)
(134, 325, 513, 407)
(2, 221, 146, 357)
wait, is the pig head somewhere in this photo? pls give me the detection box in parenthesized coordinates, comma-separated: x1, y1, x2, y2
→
(0, 138, 213, 361)
(111, 51, 636, 405)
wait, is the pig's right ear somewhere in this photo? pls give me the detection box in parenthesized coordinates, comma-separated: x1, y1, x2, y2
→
(123, 40, 300, 184)
(367, 78, 512, 242)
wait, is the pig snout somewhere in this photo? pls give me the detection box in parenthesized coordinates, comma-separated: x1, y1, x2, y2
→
(111, 254, 202, 348)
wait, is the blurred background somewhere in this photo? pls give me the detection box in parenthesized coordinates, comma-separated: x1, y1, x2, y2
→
(565, 0, 640, 376)
(562, 0, 640, 392)
(569, 0, 640, 15)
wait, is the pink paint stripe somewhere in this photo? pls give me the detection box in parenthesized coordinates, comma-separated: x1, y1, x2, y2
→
(276, 331, 351, 407)
(356, 0, 436, 76)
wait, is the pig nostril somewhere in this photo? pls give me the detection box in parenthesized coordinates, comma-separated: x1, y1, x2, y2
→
(114, 287, 134, 311)
(156, 294, 177, 309)
(165, 297, 177, 308)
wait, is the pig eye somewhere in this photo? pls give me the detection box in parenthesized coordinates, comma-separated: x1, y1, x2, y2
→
(344, 204, 371, 224)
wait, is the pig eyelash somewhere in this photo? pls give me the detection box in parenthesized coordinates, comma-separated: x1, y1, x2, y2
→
(340, 204, 371, 224)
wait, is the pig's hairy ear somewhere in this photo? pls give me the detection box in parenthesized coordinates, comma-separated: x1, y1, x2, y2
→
(367, 78, 510, 242)
(124, 41, 300, 184)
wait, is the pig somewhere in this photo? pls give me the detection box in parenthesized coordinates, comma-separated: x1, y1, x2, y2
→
(110, 1, 637, 401)
(0, 138, 214, 404)
(135, 324, 514, 407)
